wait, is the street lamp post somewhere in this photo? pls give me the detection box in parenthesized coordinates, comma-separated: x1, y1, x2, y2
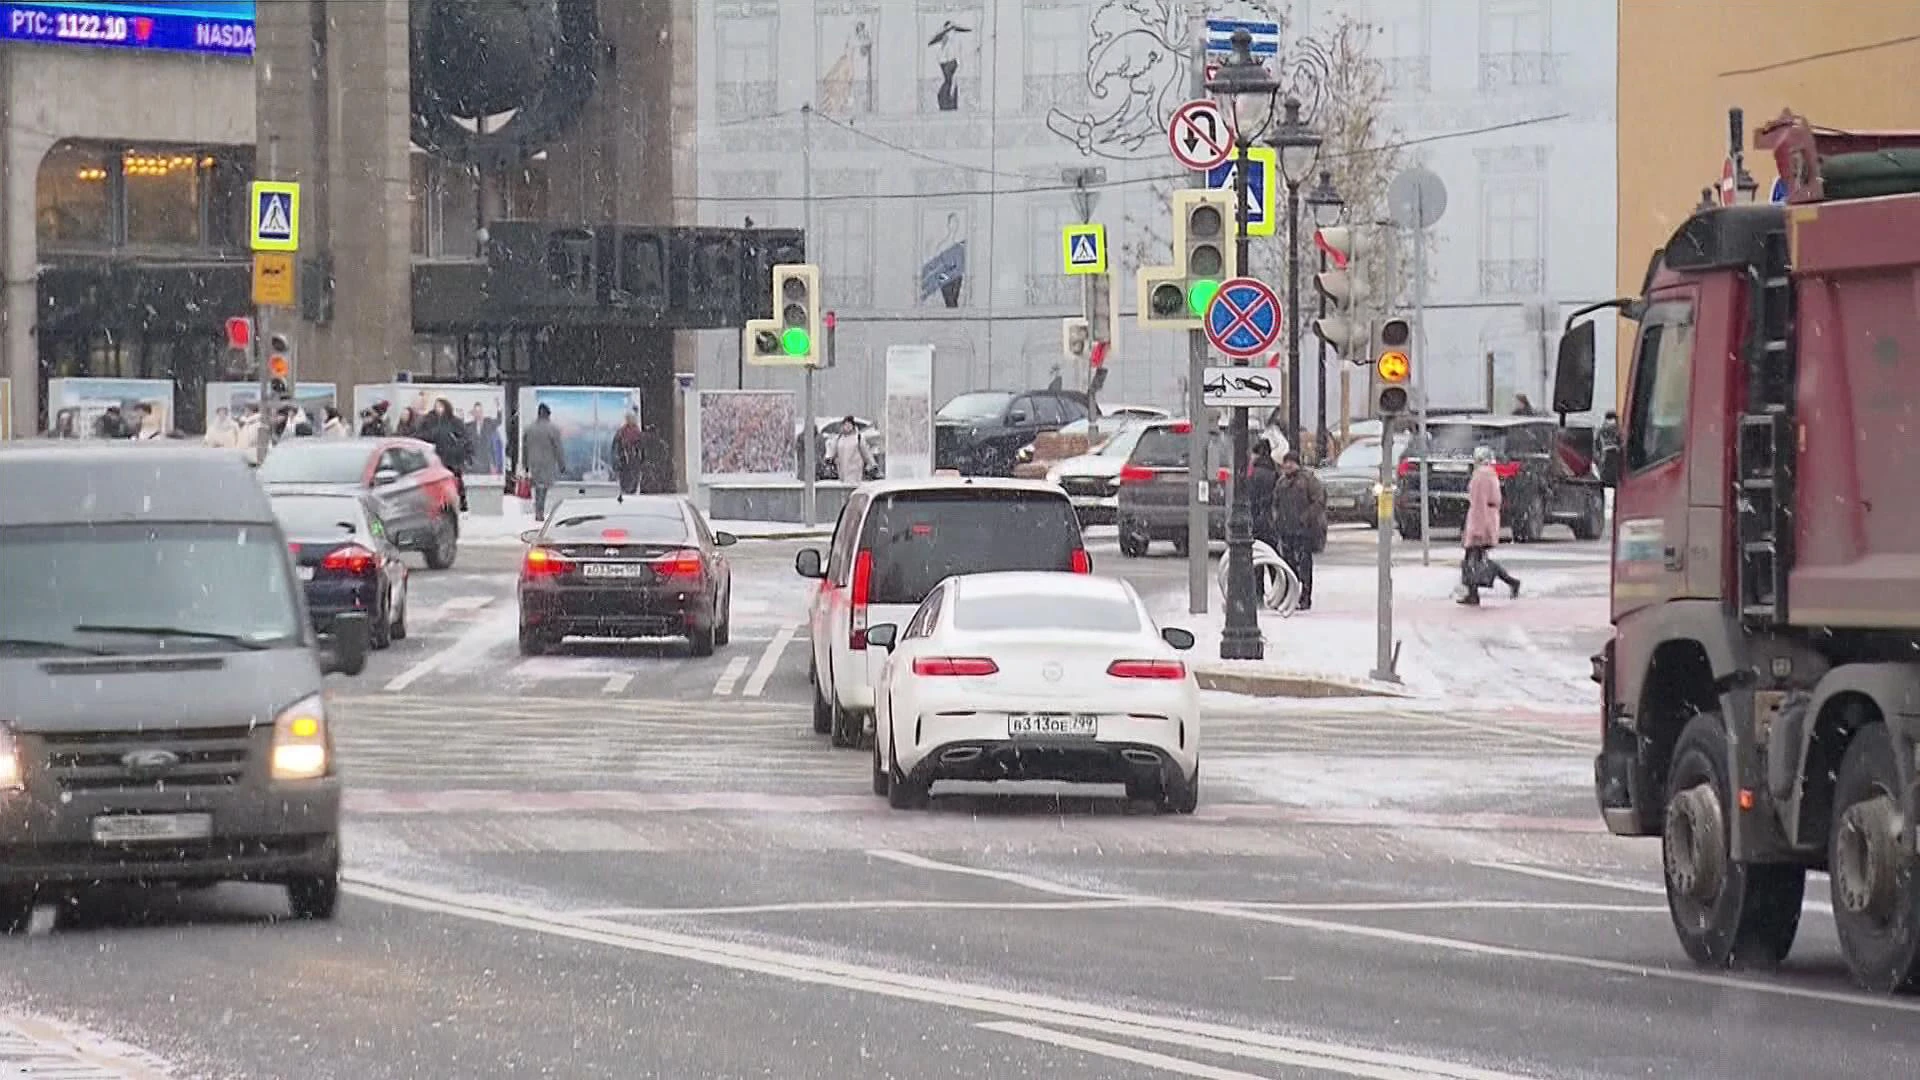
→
(1205, 30, 1281, 663)
(1304, 170, 1343, 464)
(1266, 98, 1322, 459)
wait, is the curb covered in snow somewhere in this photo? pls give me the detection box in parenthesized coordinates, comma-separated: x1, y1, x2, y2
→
(1193, 666, 1413, 699)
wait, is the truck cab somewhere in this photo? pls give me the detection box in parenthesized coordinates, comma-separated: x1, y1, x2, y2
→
(1555, 109, 1920, 993)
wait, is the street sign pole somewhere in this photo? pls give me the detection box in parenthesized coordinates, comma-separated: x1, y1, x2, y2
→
(1185, 23, 1208, 617)
(255, 137, 280, 466)
(1218, 153, 1268, 662)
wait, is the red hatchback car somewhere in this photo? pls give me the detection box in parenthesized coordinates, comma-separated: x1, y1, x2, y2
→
(257, 437, 462, 569)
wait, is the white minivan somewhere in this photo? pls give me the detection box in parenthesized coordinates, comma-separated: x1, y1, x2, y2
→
(794, 477, 1091, 747)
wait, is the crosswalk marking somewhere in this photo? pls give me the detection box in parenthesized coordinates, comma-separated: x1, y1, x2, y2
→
(743, 623, 798, 697)
(711, 655, 750, 696)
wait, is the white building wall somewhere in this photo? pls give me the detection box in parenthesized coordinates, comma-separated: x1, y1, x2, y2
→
(693, 0, 1616, 425)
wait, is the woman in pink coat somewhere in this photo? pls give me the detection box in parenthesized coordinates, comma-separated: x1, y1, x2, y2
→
(1459, 446, 1521, 605)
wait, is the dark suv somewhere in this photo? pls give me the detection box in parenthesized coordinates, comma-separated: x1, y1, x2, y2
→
(1392, 415, 1606, 542)
(933, 389, 1090, 476)
(1115, 420, 1230, 557)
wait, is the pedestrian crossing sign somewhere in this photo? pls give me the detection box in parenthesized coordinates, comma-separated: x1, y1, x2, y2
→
(249, 181, 301, 252)
(1061, 223, 1107, 276)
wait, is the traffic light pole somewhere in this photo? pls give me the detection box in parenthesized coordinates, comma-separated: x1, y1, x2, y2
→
(1414, 223, 1432, 566)
(802, 364, 817, 527)
(1314, 246, 1329, 464)
(1370, 416, 1400, 683)
(1184, 29, 1208, 617)
(1219, 138, 1262, 662)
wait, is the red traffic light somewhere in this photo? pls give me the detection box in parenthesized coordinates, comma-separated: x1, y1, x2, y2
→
(823, 310, 837, 330)
(224, 316, 252, 350)
(1088, 341, 1110, 369)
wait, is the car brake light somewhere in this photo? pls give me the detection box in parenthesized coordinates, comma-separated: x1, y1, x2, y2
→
(1169, 422, 1191, 434)
(1118, 464, 1155, 485)
(320, 545, 377, 575)
(1397, 460, 1415, 477)
(1070, 549, 1091, 573)
(850, 549, 873, 650)
(602, 528, 629, 541)
(1108, 659, 1186, 679)
(1216, 467, 1230, 485)
(522, 547, 572, 578)
(913, 656, 999, 677)
(1493, 461, 1521, 479)
(654, 548, 704, 579)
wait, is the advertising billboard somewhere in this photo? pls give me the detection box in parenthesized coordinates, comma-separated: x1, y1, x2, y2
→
(0, 2, 255, 57)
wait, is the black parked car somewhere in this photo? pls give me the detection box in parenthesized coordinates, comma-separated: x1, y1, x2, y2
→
(1392, 415, 1606, 542)
(933, 389, 1091, 476)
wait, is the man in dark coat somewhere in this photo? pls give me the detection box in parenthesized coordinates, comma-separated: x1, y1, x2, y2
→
(1245, 438, 1281, 553)
(1270, 451, 1327, 611)
(611, 411, 645, 496)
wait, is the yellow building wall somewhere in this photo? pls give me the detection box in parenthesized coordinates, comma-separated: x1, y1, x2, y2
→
(1616, 1, 1920, 388)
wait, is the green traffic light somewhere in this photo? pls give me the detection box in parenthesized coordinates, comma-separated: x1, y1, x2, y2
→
(781, 328, 812, 356)
(1188, 279, 1221, 317)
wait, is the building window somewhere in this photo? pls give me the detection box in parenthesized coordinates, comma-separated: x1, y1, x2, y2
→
(122, 149, 203, 247)
(816, 14, 876, 117)
(1371, 0, 1431, 93)
(1479, 176, 1545, 296)
(1023, 8, 1087, 111)
(1480, 0, 1554, 87)
(818, 205, 874, 308)
(918, 7, 983, 115)
(37, 142, 113, 247)
(716, 17, 778, 121)
(1025, 204, 1078, 308)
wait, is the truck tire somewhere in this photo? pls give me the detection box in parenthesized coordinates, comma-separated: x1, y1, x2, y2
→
(1661, 714, 1805, 970)
(1828, 722, 1920, 992)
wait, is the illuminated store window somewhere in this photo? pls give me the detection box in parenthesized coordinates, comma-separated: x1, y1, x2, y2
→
(37, 142, 113, 247)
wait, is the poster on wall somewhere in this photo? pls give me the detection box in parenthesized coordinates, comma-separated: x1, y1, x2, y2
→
(698, 390, 798, 481)
(0, 377, 11, 440)
(884, 344, 935, 479)
(353, 383, 507, 476)
(47, 378, 175, 438)
(515, 386, 643, 483)
(204, 382, 336, 432)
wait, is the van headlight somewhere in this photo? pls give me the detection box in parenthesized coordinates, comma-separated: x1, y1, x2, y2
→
(271, 694, 331, 781)
(0, 724, 21, 791)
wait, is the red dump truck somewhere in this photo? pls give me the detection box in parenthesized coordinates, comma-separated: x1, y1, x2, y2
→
(1555, 110, 1920, 992)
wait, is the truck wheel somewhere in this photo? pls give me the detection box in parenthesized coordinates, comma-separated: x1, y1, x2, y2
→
(1828, 722, 1920, 992)
(0, 887, 35, 934)
(1662, 713, 1805, 970)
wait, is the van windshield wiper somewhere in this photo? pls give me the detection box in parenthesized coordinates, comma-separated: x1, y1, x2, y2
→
(0, 637, 116, 656)
(71, 624, 274, 650)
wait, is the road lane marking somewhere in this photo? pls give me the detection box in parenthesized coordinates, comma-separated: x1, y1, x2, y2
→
(385, 606, 516, 692)
(980, 1023, 1276, 1080)
(571, 898, 1661, 919)
(407, 593, 494, 630)
(1475, 860, 1836, 916)
(881, 851, 1920, 1015)
(0, 1013, 177, 1079)
(868, 849, 1123, 898)
(741, 622, 799, 697)
(344, 872, 1543, 1080)
(710, 655, 750, 696)
(602, 673, 633, 694)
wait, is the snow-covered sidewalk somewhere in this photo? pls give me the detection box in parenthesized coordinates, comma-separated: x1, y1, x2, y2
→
(1152, 556, 1608, 714)
(459, 497, 833, 547)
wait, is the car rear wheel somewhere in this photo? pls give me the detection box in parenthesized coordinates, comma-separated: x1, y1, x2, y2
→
(518, 626, 552, 656)
(424, 517, 458, 570)
(714, 590, 731, 647)
(812, 672, 833, 735)
(390, 587, 409, 641)
(369, 594, 393, 651)
(887, 751, 929, 810)
(0, 887, 35, 934)
(871, 736, 890, 796)
(286, 871, 339, 921)
(688, 622, 716, 658)
(1160, 767, 1200, 815)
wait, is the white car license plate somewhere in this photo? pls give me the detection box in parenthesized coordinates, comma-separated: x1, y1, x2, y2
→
(92, 813, 212, 844)
(581, 563, 648, 578)
(1434, 462, 1471, 473)
(1008, 714, 1097, 738)
(296, 566, 314, 581)
(1330, 497, 1356, 509)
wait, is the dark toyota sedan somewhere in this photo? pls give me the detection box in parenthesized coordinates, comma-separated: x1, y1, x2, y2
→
(271, 489, 411, 650)
(517, 496, 736, 657)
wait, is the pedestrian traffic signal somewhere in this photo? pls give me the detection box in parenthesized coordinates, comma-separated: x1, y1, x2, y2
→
(1375, 318, 1412, 416)
(744, 263, 821, 366)
(1312, 225, 1373, 360)
(1137, 189, 1238, 330)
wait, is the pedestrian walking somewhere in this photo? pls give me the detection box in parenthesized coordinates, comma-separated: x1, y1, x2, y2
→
(203, 407, 238, 448)
(829, 416, 874, 482)
(522, 403, 567, 521)
(1245, 437, 1281, 553)
(612, 411, 645, 496)
(419, 398, 472, 512)
(1270, 451, 1326, 611)
(360, 401, 391, 437)
(1459, 446, 1522, 606)
(320, 406, 350, 439)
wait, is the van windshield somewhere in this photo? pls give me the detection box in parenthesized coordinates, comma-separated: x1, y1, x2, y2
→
(860, 491, 1082, 606)
(0, 523, 304, 654)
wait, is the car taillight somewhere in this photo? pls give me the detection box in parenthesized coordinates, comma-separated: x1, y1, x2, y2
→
(1216, 467, 1230, 485)
(1169, 422, 1191, 434)
(522, 547, 572, 579)
(654, 548, 704, 579)
(1071, 549, 1091, 574)
(1118, 464, 1155, 485)
(1493, 461, 1521, 479)
(1397, 460, 1415, 477)
(1107, 659, 1186, 679)
(850, 549, 873, 650)
(913, 657, 999, 677)
(320, 545, 377, 575)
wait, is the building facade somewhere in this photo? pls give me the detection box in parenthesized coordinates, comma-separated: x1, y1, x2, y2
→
(693, 0, 1616, 427)
(1616, 0, 1920, 389)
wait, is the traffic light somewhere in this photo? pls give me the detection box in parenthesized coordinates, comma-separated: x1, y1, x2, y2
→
(1062, 316, 1090, 363)
(1312, 225, 1373, 361)
(744, 263, 820, 366)
(267, 333, 293, 397)
(1374, 318, 1412, 416)
(1137, 189, 1238, 330)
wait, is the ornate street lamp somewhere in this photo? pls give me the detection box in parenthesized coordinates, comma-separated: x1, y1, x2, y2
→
(1304, 170, 1343, 464)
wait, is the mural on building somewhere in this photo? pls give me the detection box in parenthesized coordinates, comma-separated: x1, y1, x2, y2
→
(920, 210, 967, 308)
(926, 20, 973, 112)
(816, 16, 875, 115)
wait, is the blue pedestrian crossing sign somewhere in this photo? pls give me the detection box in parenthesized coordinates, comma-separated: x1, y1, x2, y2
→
(1204, 276, 1284, 360)
(1770, 176, 1789, 204)
(1205, 146, 1277, 237)
(249, 181, 300, 252)
(1061, 223, 1107, 276)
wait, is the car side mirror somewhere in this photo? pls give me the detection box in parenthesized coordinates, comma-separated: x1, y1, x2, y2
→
(318, 612, 370, 677)
(714, 531, 739, 547)
(1161, 626, 1195, 651)
(373, 468, 400, 486)
(866, 623, 898, 650)
(795, 548, 825, 579)
(517, 529, 542, 545)
(1552, 320, 1597, 415)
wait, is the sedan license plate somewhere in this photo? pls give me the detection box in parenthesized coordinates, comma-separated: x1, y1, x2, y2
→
(92, 813, 212, 844)
(580, 563, 648, 579)
(296, 566, 315, 581)
(1008, 713, 1097, 738)
(1434, 462, 1471, 473)
(1330, 497, 1356, 509)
